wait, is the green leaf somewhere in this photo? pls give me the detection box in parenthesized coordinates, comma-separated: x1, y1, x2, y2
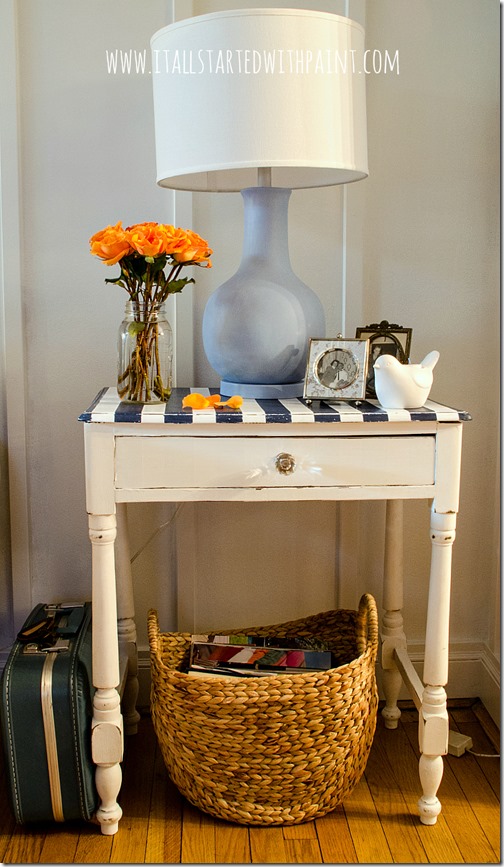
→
(127, 321, 145, 336)
(127, 256, 148, 279)
(150, 256, 167, 274)
(167, 277, 195, 294)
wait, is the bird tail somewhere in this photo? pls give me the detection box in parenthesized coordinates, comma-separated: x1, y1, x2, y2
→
(421, 350, 440, 370)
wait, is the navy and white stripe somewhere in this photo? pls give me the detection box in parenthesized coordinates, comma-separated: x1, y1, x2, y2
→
(79, 387, 471, 425)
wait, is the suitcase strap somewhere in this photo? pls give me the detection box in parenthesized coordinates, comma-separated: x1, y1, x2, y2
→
(40, 651, 65, 822)
(40, 605, 91, 822)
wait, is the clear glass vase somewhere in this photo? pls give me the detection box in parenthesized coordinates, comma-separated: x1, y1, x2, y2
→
(117, 301, 173, 403)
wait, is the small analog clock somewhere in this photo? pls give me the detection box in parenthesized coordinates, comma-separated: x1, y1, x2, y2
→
(304, 338, 369, 401)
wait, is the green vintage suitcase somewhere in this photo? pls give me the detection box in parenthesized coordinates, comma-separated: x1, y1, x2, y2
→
(0, 602, 98, 823)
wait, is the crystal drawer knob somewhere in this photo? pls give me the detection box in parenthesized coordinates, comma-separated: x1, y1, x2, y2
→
(275, 452, 296, 475)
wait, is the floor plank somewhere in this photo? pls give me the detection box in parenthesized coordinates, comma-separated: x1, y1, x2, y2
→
(450, 710, 500, 798)
(144, 748, 183, 863)
(2, 825, 46, 865)
(0, 778, 16, 863)
(110, 717, 158, 864)
(365, 719, 429, 863)
(249, 826, 290, 864)
(315, 805, 358, 864)
(472, 700, 500, 752)
(445, 751, 500, 861)
(282, 816, 321, 862)
(37, 826, 80, 864)
(181, 802, 216, 864)
(342, 774, 393, 863)
(380, 714, 464, 864)
(282, 821, 318, 839)
(283, 836, 323, 863)
(73, 824, 114, 864)
(214, 821, 251, 864)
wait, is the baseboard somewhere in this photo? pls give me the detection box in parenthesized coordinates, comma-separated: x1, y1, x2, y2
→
(373, 640, 500, 727)
(477, 643, 501, 727)
(137, 640, 501, 726)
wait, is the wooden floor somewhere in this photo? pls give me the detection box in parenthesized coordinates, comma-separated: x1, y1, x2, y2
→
(0, 700, 499, 864)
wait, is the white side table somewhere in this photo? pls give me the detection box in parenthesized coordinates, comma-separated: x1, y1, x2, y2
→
(79, 387, 470, 835)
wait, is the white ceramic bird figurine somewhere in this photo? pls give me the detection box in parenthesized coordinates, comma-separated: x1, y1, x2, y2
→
(374, 350, 440, 409)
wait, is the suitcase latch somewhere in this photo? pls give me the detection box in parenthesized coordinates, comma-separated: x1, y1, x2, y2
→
(23, 638, 70, 655)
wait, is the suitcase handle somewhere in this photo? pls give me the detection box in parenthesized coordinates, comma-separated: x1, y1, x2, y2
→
(17, 604, 86, 646)
(55, 606, 86, 636)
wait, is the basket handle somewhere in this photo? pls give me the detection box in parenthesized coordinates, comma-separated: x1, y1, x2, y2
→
(147, 608, 161, 656)
(356, 593, 379, 661)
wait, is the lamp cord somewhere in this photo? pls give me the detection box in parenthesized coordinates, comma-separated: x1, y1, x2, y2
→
(130, 503, 184, 564)
(466, 748, 500, 759)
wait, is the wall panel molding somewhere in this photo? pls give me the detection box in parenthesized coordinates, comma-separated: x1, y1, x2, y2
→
(0, 0, 32, 627)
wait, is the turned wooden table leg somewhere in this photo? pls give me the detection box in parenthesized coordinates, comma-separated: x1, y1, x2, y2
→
(381, 499, 406, 729)
(417, 509, 456, 825)
(89, 513, 123, 836)
(116, 502, 141, 735)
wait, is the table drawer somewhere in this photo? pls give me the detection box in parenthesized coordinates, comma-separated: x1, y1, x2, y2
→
(115, 435, 436, 490)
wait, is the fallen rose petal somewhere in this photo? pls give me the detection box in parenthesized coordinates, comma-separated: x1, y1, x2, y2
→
(215, 395, 244, 409)
(182, 393, 210, 409)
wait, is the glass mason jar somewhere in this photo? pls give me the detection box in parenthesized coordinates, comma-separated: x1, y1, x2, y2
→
(117, 301, 173, 403)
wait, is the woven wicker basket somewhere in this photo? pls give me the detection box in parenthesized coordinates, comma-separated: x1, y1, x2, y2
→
(148, 593, 378, 826)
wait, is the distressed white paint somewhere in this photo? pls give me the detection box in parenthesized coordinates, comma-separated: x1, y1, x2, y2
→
(115, 434, 435, 491)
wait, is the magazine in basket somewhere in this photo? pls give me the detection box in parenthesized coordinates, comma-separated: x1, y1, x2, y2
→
(188, 632, 334, 678)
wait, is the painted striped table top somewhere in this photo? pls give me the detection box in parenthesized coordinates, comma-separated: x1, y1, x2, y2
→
(79, 387, 471, 425)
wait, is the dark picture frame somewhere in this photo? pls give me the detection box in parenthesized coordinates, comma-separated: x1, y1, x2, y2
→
(355, 320, 413, 398)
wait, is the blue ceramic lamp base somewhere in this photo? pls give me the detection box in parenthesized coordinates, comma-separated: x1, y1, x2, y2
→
(202, 187, 325, 401)
(220, 379, 305, 399)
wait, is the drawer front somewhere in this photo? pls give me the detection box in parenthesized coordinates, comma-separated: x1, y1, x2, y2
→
(115, 435, 436, 490)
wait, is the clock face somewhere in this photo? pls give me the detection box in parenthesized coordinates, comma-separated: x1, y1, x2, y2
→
(316, 348, 359, 390)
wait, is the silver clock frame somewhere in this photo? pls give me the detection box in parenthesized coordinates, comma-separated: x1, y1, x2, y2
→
(303, 338, 369, 401)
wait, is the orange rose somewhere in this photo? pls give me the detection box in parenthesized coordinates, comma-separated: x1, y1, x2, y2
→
(126, 222, 167, 258)
(159, 225, 190, 258)
(158, 225, 212, 265)
(89, 221, 131, 265)
(187, 228, 213, 264)
(90, 220, 212, 272)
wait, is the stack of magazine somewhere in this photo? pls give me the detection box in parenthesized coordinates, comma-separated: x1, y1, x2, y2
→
(187, 632, 334, 679)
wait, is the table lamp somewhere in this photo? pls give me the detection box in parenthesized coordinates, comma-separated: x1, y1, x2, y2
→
(151, 8, 368, 398)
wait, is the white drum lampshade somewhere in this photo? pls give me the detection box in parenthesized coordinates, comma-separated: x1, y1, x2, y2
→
(151, 8, 368, 397)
